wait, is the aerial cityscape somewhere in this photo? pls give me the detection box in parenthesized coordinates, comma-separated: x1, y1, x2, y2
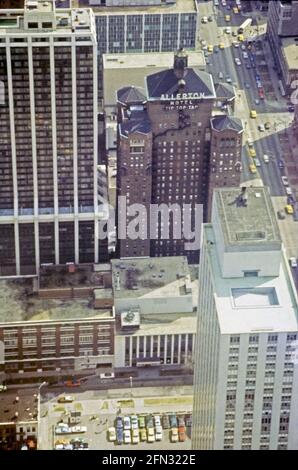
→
(0, 0, 298, 453)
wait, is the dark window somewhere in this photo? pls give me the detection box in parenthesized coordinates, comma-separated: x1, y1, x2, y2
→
(28, 22, 38, 29)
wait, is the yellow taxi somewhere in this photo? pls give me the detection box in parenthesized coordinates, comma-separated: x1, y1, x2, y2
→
(238, 34, 244, 42)
(285, 205, 294, 214)
(249, 148, 256, 158)
(233, 7, 239, 14)
(208, 45, 213, 53)
(249, 163, 257, 174)
(250, 110, 257, 119)
(219, 42, 225, 49)
(225, 15, 231, 22)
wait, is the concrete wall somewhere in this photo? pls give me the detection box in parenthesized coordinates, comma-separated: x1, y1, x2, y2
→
(114, 294, 193, 315)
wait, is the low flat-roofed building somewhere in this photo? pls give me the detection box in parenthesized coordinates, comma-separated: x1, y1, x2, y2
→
(111, 256, 195, 314)
(280, 37, 298, 88)
(115, 311, 196, 368)
(0, 280, 115, 383)
(0, 391, 38, 450)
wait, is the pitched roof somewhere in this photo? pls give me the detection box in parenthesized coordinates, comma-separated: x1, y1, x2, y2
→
(215, 82, 236, 100)
(211, 115, 243, 133)
(117, 86, 146, 105)
(146, 68, 215, 99)
(119, 110, 151, 137)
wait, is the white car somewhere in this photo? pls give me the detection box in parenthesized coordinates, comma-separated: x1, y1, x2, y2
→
(241, 44, 246, 50)
(130, 415, 138, 430)
(124, 429, 131, 444)
(201, 16, 208, 24)
(58, 395, 74, 403)
(99, 372, 115, 379)
(232, 41, 239, 48)
(123, 416, 131, 430)
(286, 187, 293, 195)
(290, 257, 298, 268)
(254, 158, 261, 167)
(247, 138, 254, 148)
(226, 76, 232, 83)
(170, 428, 179, 443)
(225, 27, 231, 34)
(281, 176, 289, 186)
(154, 415, 161, 427)
(70, 426, 87, 433)
(218, 71, 223, 79)
(108, 427, 116, 442)
(243, 51, 249, 59)
(263, 154, 269, 163)
(155, 425, 163, 441)
(235, 58, 242, 66)
(258, 124, 265, 132)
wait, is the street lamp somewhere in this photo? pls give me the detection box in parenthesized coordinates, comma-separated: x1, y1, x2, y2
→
(37, 381, 47, 450)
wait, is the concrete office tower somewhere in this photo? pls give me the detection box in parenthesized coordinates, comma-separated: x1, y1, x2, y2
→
(145, 50, 216, 262)
(116, 87, 152, 258)
(267, 0, 298, 94)
(0, 0, 108, 276)
(192, 187, 298, 450)
(207, 116, 243, 220)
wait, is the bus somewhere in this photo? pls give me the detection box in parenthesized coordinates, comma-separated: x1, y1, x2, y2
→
(238, 18, 252, 34)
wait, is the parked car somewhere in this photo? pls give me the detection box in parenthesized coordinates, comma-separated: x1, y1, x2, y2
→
(185, 414, 192, 427)
(286, 187, 293, 196)
(249, 148, 256, 158)
(178, 426, 187, 442)
(258, 124, 265, 132)
(254, 158, 261, 167)
(201, 16, 208, 24)
(99, 372, 115, 379)
(130, 415, 138, 430)
(58, 395, 74, 403)
(108, 427, 116, 442)
(138, 415, 146, 429)
(145, 415, 154, 429)
(170, 427, 179, 443)
(131, 429, 139, 444)
(290, 257, 298, 268)
(278, 159, 285, 169)
(123, 429, 131, 444)
(155, 425, 163, 441)
(169, 414, 178, 428)
(70, 426, 87, 434)
(154, 415, 161, 427)
(116, 417, 123, 429)
(123, 416, 131, 430)
(116, 427, 124, 444)
(162, 414, 170, 429)
(277, 209, 286, 220)
(140, 428, 147, 441)
(281, 176, 289, 186)
(249, 163, 257, 174)
(147, 428, 155, 443)
(208, 15, 213, 22)
(264, 122, 271, 130)
(177, 416, 186, 427)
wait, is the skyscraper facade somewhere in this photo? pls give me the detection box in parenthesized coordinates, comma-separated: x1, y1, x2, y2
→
(192, 187, 298, 450)
(0, 0, 107, 276)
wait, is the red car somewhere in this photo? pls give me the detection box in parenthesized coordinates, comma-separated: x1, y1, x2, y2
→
(178, 426, 186, 442)
(258, 88, 265, 99)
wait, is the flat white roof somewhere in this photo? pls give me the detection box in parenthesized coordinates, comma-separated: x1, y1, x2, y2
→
(204, 225, 298, 334)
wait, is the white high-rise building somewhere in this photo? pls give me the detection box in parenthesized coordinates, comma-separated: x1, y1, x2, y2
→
(0, 0, 108, 277)
(192, 187, 298, 450)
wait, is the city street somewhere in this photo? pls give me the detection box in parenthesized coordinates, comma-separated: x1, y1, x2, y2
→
(198, 0, 298, 259)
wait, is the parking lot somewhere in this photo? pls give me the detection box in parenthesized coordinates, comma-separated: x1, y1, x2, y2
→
(39, 386, 193, 450)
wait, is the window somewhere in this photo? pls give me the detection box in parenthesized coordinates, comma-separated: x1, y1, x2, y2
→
(244, 270, 259, 277)
(28, 22, 38, 29)
(42, 22, 52, 28)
